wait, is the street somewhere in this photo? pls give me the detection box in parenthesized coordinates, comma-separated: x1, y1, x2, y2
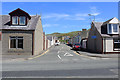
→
(2, 44, 118, 78)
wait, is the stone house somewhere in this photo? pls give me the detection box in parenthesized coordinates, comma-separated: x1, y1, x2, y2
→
(87, 17, 120, 54)
(0, 8, 43, 55)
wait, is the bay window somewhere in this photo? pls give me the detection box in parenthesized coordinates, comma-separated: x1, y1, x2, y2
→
(107, 24, 119, 34)
(113, 24, 118, 32)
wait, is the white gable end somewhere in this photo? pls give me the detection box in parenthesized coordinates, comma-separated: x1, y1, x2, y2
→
(109, 17, 119, 24)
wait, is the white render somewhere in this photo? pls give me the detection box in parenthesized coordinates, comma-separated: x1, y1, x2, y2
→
(104, 38, 119, 52)
(109, 17, 119, 24)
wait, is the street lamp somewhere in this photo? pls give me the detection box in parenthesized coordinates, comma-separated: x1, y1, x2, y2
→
(88, 14, 95, 22)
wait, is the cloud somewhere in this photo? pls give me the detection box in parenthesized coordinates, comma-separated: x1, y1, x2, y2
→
(42, 7, 100, 21)
(75, 13, 88, 17)
(90, 6, 100, 16)
(43, 24, 59, 28)
(42, 13, 70, 19)
(42, 13, 86, 21)
(65, 17, 86, 20)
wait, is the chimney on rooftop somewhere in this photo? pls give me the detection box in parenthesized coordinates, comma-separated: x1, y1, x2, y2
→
(82, 29, 87, 31)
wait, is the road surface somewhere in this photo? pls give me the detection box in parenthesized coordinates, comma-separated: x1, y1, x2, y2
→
(2, 44, 118, 78)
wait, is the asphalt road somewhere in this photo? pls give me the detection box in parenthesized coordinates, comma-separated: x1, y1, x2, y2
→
(2, 44, 118, 78)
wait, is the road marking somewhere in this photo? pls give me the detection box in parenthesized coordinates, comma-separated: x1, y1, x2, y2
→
(110, 69, 118, 74)
(58, 51, 60, 53)
(57, 55, 62, 59)
(67, 46, 71, 48)
(27, 50, 49, 60)
(73, 51, 80, 55)
(64, 52, 73, 56)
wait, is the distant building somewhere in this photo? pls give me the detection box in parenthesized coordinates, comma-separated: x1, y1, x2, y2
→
(87, 17, 120, 54)
(47, 35, 59, 45)
(62, 36, 70, 40)
(68, 33, 81, 45)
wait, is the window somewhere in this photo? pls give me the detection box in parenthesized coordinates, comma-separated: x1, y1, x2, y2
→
(12, 16, 26, 25)
(114, 39, 120, 50)
(10, 37, 16, 48)
(107, 24, 119, 34)
(109, 24, 112, 33)
(10, 36, 23, 49)
(17, 37, 23, 48)
(113, 24, 118, 32)
(19, 16, 26, 25)
(12, 16, 18, 25)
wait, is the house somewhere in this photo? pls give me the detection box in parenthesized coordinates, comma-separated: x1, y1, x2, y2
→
(1, 8, 43, 55)
(46, 35, 58, 45)
(62, 36, 70, 40)
(80, 38, 87, 50)
(68, 29, 89, 46)
(87, 17, 120, 54)
(80, 29, 89, 39)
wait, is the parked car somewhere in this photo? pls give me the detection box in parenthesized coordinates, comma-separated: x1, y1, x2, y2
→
(55, 42, 60, 46)
(72, 44, 81, 50)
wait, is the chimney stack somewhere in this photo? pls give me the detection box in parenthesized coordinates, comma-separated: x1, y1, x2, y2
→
(82, 29, 86, 31)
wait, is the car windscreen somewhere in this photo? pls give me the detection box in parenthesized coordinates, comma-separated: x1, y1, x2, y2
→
(75, 44, 80, 46)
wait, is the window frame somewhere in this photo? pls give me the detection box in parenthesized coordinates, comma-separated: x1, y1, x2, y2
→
(9, 36, 24, 49)
(19, 16, 26, 25)
(12, 16, 26, 26)
(12, 16, 18, 25)
(107, 24, 119, 34)
(113, 39, 120, 51)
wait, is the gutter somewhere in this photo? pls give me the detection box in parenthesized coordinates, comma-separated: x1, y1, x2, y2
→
(32, 31, 35, 55)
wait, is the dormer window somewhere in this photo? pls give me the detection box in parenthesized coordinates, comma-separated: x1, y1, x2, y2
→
(107, 24, 119, 34)
(9, 8, 31, 26)
(12, 16, 26, 25)
(19, 16, 26, 25)
(12, 16, 18, 25)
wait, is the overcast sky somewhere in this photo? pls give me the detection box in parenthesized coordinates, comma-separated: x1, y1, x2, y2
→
(2, 2, 118, 34)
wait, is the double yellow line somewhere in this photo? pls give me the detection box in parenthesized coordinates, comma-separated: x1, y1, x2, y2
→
(27, 49, 49, 60)
(73, 51, 97, 59)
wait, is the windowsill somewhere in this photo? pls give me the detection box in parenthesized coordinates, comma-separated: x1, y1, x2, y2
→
(114, 48, 120, 51)
(9, 48, 23, 50)
(10, 25, 27, 27)
(107, 33, 119, 35)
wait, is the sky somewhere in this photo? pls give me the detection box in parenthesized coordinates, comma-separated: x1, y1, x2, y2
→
(2, 2, 118, 34)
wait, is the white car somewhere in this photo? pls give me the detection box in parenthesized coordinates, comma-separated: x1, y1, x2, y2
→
(55, 42, 60, 46)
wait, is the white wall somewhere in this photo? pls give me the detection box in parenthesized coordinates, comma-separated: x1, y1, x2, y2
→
(105, 38, 120, 52)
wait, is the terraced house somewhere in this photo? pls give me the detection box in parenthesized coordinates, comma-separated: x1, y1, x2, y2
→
(87, 17, 120, 54)
(0, 8, 43, 55)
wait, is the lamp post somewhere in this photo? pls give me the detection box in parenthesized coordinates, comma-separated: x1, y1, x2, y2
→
(88, 14, 95, 22)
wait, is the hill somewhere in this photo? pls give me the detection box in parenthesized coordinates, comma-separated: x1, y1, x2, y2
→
(46, 29, 90, 39)
(46, 31, 82, 37)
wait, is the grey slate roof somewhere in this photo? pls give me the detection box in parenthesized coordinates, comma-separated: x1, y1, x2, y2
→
(93, 21, 120, 38)
(0, 15, 40, 30)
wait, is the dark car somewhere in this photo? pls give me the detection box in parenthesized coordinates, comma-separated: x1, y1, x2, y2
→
(72, 44, 81, 50)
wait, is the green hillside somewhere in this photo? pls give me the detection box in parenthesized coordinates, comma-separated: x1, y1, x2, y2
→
(46, 31, 82, 37)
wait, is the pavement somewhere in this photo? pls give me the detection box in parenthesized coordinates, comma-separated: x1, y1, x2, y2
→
(2, 44, 118, 78)
(76, 51, 119, 58)
(2, 47, 51, 62)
